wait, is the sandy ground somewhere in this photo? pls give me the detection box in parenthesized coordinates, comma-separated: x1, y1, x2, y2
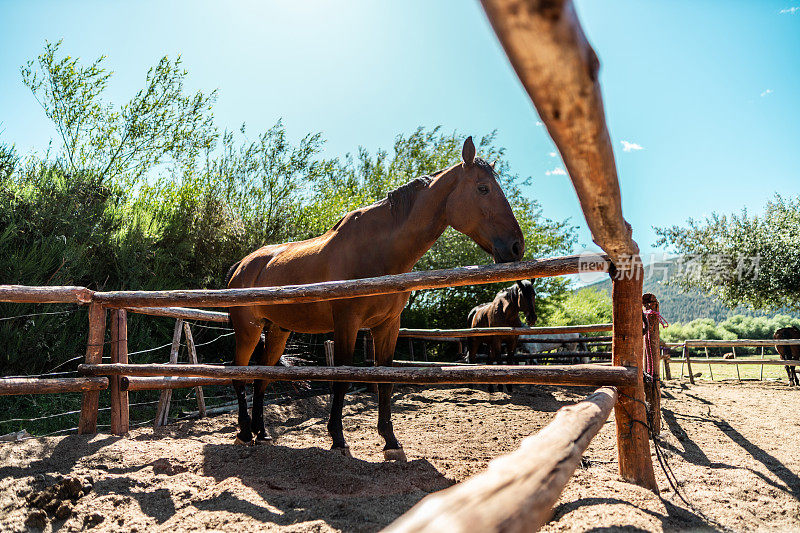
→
(1, 381, 799, 532)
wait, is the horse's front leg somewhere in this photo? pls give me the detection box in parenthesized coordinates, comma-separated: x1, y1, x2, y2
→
(327, 319, 359, 456)
(229, 310, 264, 445)
(372, 316, 406, 461)
(251, 324, 290, 443)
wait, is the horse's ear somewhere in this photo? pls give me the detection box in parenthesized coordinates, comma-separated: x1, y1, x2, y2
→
(491, 159, 497, 170)
(462, 136, 475, 166)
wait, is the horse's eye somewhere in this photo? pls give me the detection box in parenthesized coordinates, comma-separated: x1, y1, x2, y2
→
(477, 184, 490, 195)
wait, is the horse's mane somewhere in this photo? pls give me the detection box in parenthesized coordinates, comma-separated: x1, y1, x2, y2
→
(385, 174, 436, 220)
(382, 160, 495, 221)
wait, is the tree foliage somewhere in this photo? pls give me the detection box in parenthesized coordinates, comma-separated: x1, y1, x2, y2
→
(21, 40, 217, 185)
(655, 195, 800, 311)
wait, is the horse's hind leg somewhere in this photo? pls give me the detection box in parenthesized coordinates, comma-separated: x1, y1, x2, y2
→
(230, 310, 264, 444)
(327, 318, 359, 455)
(790, 364, 799, 386)
(372, 317, 405, 461)
(251, 324, 291, 443)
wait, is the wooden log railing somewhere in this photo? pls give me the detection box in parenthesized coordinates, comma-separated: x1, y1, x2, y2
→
(385, 387, 618, 532)
(126, 306, 229, 323)
(0, 285, 93, 304)
(670, 358, 800, 366)
(684, 339, 800, 347)
(399, 324, 611, 338)
(79, 363, 638, 388)
(87, 255, 608, 308)
(0, 377, 108, 396)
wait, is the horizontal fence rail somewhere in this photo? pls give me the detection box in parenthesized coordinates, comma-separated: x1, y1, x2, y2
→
(0, 285, 93, 304)
(79, 363, 638, 387)
(121, 376, 234, 391)
(0, 255, 606, 308)
(125, 306, 229, 323)
(398, 324, 612, 338)
(0, 377, 109, 396)
(385, 387, 618, 532)
(684, 339, 800, 348)
(670, 358, 799, 366)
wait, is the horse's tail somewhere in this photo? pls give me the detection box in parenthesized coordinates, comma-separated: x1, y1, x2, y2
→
(223, 260, 242, 327)
(224, 260, 242, 289)
(467, 307, 477, 328)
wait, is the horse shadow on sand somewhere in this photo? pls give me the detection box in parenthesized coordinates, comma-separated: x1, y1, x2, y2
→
(198, 442, 451, 531)
(189, 385, 578, 531)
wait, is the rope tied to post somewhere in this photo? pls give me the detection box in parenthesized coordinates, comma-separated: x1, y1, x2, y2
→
(643, 309, 668, 382)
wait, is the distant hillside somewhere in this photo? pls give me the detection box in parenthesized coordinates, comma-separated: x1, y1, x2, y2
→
(584, 258, 799, 324)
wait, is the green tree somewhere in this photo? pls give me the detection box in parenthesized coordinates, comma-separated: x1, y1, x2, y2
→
(21, 40, 216, 186)
(547, 287, 612, 327)
(656, 195, 800, 311)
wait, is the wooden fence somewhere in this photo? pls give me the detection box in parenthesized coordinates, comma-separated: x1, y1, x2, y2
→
(668, 339, 800, 384)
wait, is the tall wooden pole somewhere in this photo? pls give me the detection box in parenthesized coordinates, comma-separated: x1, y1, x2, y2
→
(155, 319, 183, 427)
(109, 309, 129, 435)
(642, 293, 661, 435)
(612, 263, 658, 491)
(79, 303, 106, 434)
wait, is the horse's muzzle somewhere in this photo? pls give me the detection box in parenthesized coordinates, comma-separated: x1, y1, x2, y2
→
(492, 238, 524, 263)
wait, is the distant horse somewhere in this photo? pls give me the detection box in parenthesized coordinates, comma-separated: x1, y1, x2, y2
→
(466, 280, 537, 392)
(774, 326, 800, 386)
(226, 137, 524, 460)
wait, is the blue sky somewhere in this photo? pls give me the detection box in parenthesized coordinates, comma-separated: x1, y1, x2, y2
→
(1, 1, 798, 260)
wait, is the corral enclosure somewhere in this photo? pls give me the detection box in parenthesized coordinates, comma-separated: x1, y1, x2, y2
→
(3, 0, 800, 532)
(3, 382, 800, 532)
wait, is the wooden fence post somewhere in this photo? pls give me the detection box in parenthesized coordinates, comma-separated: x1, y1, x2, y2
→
(662, 346, 672, 380)
(155, 319, 183, 427)
(364, 331, 378, 393)
(324, 340, 335, 366)
(79, 303, 107, 434)
(109, 309, 129, 435)
(642, 293, 661, 435)
(612, 263, 657, 491)
(682, 344, 695, 384)
(183, 322, 206, 417)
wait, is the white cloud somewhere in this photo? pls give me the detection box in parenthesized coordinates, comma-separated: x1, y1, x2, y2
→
(549, 152, 558, 158)
(779, 6, 799, 14)
(535, 121, 544, 126)
(761, 89, 773, 97)
(546, 167, 567, 176)
(621, 140, 644, 152)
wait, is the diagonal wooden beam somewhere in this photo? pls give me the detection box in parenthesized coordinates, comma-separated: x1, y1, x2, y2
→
(480, 0, 637, 262)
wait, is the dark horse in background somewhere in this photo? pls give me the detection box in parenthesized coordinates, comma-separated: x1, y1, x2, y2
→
(466, 280, 537, 392)
(774, 326, 800, 386)
(225, 137, 524, 460)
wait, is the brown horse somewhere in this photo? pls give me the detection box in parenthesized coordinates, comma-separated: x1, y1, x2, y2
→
(774, 326, 800, 386)
(465, 280, 536, 392)
(226, 137, 524, 459)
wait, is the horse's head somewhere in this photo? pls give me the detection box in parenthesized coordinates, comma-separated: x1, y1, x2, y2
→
(515, 280, 537, 325)
(446, 137, 524, 263)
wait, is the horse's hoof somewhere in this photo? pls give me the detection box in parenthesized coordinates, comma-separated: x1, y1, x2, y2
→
(384, 447, 407, 462)
(254, 436, 273, 445)
(331, 446, 352, 458)
(234, 436, 253, 446)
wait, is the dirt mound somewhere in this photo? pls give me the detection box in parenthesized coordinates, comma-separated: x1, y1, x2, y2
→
(1, 383, 799, 532)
